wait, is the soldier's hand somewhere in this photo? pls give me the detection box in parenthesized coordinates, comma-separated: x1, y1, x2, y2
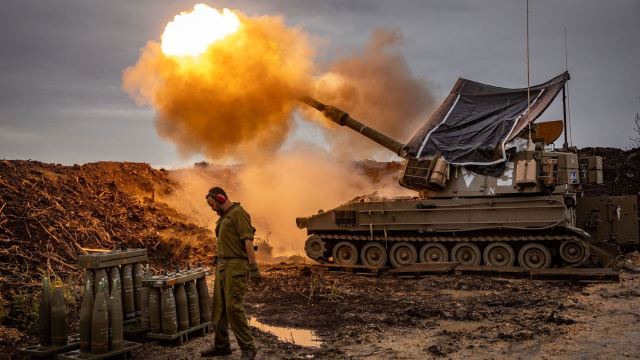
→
(249, 263, 262, 285)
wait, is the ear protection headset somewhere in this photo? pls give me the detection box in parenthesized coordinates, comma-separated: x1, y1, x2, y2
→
(213, 193, 227, 204)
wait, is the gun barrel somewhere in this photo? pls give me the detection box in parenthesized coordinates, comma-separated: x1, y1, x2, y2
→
(300, 97, 406, 156)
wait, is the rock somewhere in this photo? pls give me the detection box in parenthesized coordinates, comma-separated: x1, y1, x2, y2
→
(546, 311, 576, 325)
(454, 309, 468, 320)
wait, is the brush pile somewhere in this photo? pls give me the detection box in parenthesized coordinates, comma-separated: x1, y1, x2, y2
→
(579, 147, 640, 196)
(0, 160, 215, 319)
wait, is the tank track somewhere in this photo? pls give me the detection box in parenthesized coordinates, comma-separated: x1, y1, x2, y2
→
(305, 232, 591, 269)
(318, 233, 582, 243)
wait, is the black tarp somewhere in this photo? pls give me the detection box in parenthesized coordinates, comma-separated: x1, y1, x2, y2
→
(405, 72, 569, 169)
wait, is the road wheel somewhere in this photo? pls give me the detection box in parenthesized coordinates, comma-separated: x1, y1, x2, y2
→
(304, 235, 327, 260)
(451, 242, 481, 265)
(389, 242, 417, 267)
(332, 241, 358, 265)
(360, 243, 388, 267)
(559, 240, 586, 264)
(419, 243, 449, 263)
(518, 243, 552, 269)
(482, 242, 515, 267)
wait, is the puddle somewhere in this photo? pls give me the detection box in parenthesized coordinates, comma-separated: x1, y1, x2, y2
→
(439, 319, 492, 332)
(249, 317, 322, 348)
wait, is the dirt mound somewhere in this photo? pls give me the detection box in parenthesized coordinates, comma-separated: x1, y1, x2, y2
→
(0, 160, 215, 323)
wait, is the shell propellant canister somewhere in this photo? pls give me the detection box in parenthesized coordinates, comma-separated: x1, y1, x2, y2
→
(133, 263, 144, 313)
(109, 275, 123, 350)
(160, 287, 178, 335)
(148, 288, 162, 333)
(79, 279, 94, 353)
(121, 264, 135, 318)
(196, 277, 211, 322)
(185, 280, 201, 327)
(39, 276, 52, 346)
(174, 283, 189, 331)
(91, 278, 109, 354)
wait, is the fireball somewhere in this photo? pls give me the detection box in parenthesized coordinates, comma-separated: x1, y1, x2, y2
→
(161, 4, 240, 57)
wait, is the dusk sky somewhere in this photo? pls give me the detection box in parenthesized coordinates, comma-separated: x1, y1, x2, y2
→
(1, 0, 638, 166)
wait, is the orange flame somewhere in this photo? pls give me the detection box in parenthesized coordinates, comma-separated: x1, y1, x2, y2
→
(161, 4, 240, 57)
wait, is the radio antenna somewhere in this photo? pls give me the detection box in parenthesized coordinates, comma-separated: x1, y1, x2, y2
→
(564, 27, 573, 146)
(526, 0, 533, 145)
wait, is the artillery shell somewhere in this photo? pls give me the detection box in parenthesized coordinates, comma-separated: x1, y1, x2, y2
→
(149, 288, 161, 333)
(51, 286, 67, 346)
(133, 263, 144, 312)
(85, 270, 95, 296)
(94, 268, 108, 297)
(79, 279, 94, 353)
(121, 264, 135, 318)
(174, 284, 189, 331)
(185, 280, 201, 327)
(160, 287, 178, 335)
(139, 264, 151, 330)
(91, 279, 109, 354)
(38, 276, 52, 346)
(196, 277, 211, 322)
(109, 275, 123, 350)
(109, 266, 122, 297)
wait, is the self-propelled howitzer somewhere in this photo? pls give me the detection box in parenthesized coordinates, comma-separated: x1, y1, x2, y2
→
(297, 73, 636, 270)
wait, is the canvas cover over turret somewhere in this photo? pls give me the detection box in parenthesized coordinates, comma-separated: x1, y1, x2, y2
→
(405, 72, 569, 170)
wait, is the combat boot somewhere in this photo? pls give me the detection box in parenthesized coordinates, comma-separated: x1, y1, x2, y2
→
(200, 346, 232, 357)
(240, 348, 257, 360)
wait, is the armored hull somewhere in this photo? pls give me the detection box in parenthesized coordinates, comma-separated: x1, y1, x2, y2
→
(301, 194, 593, 269)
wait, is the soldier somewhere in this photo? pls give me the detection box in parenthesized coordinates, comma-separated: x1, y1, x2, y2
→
(201, 187, 261, 360)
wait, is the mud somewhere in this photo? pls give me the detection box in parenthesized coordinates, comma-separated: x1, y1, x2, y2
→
(133, 264, 639, 359)
(4, 261, 640, 359)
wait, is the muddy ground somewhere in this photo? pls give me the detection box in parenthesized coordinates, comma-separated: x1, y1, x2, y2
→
(136, 262, 640, 360)
(4, 262, 640, 359)
(146, 265, 640, 360)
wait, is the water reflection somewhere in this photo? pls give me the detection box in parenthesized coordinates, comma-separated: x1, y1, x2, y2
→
(249, 317, 322, 348)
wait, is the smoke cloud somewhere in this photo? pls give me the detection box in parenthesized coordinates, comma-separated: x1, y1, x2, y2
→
(122, 12, 314, 161)
(123, 8, 435, 257)
(159, 144, 412, 257)
(311, 29, 436, 159)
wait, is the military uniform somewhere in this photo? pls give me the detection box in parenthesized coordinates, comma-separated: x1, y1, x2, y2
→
(211, 203, 256, 352)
